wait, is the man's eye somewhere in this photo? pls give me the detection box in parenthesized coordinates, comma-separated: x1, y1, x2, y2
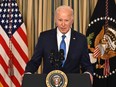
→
(65, 20, 69, 22)
(58, 19, 62, 21)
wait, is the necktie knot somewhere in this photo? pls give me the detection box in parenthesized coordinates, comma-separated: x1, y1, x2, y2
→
(62, 35, 66, 40)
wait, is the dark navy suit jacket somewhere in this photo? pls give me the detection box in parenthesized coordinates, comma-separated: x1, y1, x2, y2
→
(25, 28, 93, 74)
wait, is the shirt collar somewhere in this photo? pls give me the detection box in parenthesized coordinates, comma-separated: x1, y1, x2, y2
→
(57, 28, 71, 38)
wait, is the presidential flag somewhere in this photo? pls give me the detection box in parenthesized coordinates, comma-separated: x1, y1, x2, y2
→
(0, 0, 29, 87)
(86, 0, 116, 87)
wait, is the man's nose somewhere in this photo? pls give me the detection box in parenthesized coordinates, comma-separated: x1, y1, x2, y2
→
(61, 21, 65, 26)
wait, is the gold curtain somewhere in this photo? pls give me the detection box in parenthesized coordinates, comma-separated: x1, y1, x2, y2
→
(15, 0, 116, 73)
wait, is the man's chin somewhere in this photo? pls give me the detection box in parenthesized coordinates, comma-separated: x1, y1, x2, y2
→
(61, 30, 68, 34)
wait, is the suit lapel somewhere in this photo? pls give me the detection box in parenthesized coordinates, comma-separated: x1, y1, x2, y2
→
(51, 28, 59, 53)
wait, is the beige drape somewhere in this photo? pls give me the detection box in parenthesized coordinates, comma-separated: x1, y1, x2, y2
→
(16, 0, 116, 73)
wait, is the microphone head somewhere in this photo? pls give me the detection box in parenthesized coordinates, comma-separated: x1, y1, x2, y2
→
(49, 50, 55, 64)
(59, 49, 64, 56)
(59, 49, 64, 61)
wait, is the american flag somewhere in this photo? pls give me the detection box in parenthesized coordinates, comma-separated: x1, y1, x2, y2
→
(93, 45, 101, 58)
(0, 0, 29, 87)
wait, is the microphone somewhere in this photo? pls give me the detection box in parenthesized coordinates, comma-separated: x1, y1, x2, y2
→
(58, 49, 64, 67)
(49, 49, 65, 69)
(49, 50, 55, 65)
(49, 50, 61, 69)
(59, 49, 64, 61)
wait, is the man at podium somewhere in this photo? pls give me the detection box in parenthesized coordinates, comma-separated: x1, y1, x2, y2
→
(25, 5, 93, 84)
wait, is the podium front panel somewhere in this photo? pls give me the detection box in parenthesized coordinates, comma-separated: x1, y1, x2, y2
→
(22, 74, 92, 87)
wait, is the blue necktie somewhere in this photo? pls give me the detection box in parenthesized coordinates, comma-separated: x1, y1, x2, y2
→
(60, 35, 66, 66)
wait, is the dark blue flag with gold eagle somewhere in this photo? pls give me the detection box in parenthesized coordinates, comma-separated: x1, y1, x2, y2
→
(86, 0, 116, 87)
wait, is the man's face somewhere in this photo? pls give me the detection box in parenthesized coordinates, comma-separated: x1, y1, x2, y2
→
(55, 9, 74, 34)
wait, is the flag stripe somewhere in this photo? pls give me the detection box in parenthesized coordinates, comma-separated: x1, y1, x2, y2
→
(0, 55, 8, 74)
(12, 66, 22, 85)
(12, 43, 27, 70)
(17, 25, 28, 46)
(93, 46, 101, 58)
(12, 27, 28, 62)
(10, 76, 20, 87)
(12, 35, 28, 63)
(15, 27, 28, 56)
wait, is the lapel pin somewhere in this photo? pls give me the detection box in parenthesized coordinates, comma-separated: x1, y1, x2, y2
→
(73, 38, 76, 40)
